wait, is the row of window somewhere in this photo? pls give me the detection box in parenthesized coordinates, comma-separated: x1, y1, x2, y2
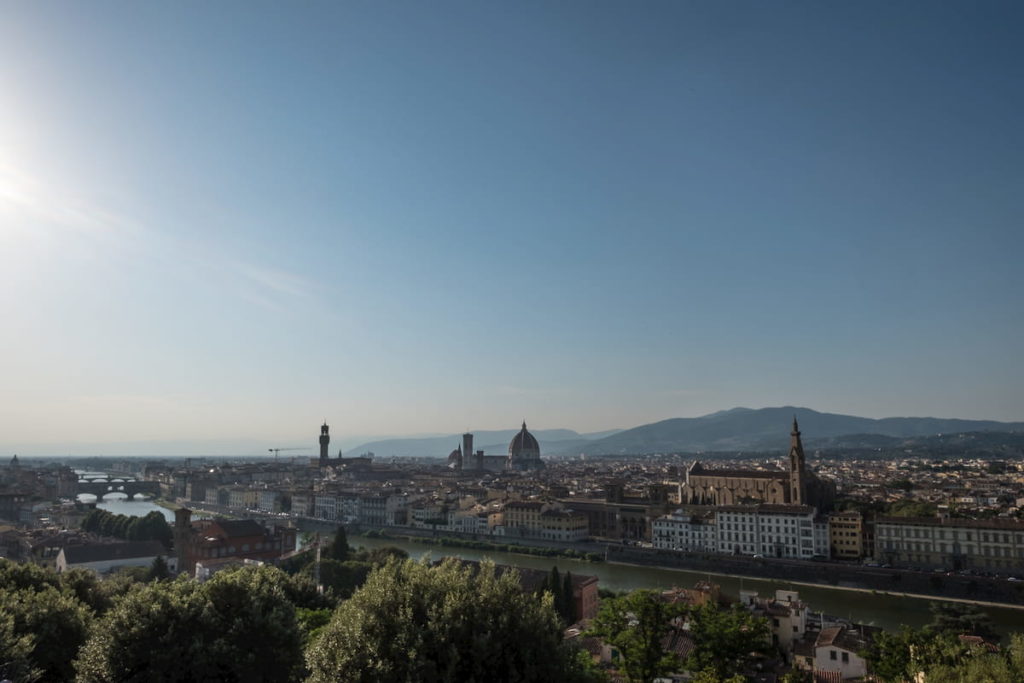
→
(883, 541, 1023, 558)
(879, 527, 1024, 544)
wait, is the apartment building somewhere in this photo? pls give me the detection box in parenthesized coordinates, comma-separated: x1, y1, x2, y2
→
(314, 492, 337, 521)
(719, 505, 828, 559)
(875, 516, 1024, 572)
(651, 509, 717, 552)
(653, 505, 829, 559)
(828, 510, 865, 559)
(503, 500, 589, 541)
(257, 490, 282, 513)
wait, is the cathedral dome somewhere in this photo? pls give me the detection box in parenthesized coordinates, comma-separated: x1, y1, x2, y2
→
(509, 421, 539, 456)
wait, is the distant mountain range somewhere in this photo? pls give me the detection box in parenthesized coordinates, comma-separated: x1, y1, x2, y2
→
(347, 407, 1024, 458)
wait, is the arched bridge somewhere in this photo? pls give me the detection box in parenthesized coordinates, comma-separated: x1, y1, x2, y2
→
(76, 480, 162, 500)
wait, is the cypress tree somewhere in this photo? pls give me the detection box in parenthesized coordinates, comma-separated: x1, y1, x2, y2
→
(329, 526, 350, 561)
(561, 571, 575, 624)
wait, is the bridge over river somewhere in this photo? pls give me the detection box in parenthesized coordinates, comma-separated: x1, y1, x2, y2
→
(76, 478, 161, 501)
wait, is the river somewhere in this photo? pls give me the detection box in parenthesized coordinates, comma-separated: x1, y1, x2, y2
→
(75, 470, 175, 522)
(350, 535, 1024, 636)
(69, 472, 1024, 635)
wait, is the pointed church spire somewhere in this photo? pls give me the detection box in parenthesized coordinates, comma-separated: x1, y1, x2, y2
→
(789, 417, 806, 505)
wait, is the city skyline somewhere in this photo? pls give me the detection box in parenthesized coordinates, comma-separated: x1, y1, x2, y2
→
(2, 2, 1023, 453)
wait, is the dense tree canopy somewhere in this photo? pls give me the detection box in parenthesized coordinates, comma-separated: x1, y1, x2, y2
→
(683, 602, 771, 679)
(282, 538, 408, 604)
(586, 589, 688, 683)
(865, 624, 1024, 682)
(306, 557, 589, 683)
(0, 560, 92, 682)
(0, 609, 39, 683)
(925, 636, 1024, 683)
(0, 585, 91, 681)
(74, 566, 306, 683)
(301, 558, 371, 600)
(79, 509, 173, 547)
(4, 548, 1024, 683)
(927, 601, 1001, 643)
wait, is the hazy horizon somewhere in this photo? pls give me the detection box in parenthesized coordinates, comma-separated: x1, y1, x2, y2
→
(3, 3, 1022, 453)
(6, 404, 1024, 457)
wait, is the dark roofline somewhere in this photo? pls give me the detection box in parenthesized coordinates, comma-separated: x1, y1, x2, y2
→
(62, 541, 166, 564)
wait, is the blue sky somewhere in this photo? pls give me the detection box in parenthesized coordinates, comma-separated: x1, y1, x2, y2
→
(1, 2, 1021, 454)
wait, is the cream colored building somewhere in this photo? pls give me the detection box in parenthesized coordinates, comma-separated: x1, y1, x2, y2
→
(503, 500, 588, 541)
(875, 516, 1024, 571)
(828, 510, 865, 559)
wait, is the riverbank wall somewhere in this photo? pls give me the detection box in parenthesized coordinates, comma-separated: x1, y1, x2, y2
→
(606, 546, 1024, 606)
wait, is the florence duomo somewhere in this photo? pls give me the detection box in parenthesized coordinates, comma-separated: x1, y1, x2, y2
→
(447, 421, 546, 472)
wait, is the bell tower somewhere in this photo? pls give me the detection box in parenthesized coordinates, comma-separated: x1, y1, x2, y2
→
(319, 423, 330, 467)
(788, 416, 807, 505)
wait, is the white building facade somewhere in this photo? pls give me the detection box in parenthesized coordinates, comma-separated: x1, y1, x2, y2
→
(654, 505, 827, 559)
(652, 509, 717, 552)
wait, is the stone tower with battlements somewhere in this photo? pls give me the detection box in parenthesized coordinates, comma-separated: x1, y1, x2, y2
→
(319, 423, 330, 467)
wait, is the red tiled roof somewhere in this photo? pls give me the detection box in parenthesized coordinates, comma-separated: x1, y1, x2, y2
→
(816, 627, 842, 647)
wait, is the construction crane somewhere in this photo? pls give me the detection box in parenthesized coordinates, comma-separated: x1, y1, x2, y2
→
(268, 447, 305, 461)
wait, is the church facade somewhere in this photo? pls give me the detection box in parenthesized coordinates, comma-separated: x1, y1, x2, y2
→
(677, 419, 834, 510)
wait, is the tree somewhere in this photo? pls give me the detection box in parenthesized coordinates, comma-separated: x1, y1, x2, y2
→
(0, 585, 91, 681)
(778, 668, 813, 683)
(586, 589, 687, 683)
(358, 545, 409, 566)
(683, 603, 771, 680)
(98, 512, 116, 537)
(147, 555, 170, 582)
(327, 526, 349, 562)
(927, 602, 1000, 643)
(549, 566, 563, 607)
(0, 558, 63, 594)
(862, 627, 913, 682)
(75, 566, 305, 682)
(296, 607, 333, 646)
(199, 566, 306, 682)
(690, 669, 745, 683)
(79, 510, 171, 546)
(306, 557, 586, 682)
(541, 566, 574, 625)
(302, 559, 371, 600)
(74, 578, 208, 683)
(864, 625, 965, 682)
(59, 569, 108, 613)
(923, 633, 1024, 683)
(562, 571, 576, 624)
(0, 609, 39, 683)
